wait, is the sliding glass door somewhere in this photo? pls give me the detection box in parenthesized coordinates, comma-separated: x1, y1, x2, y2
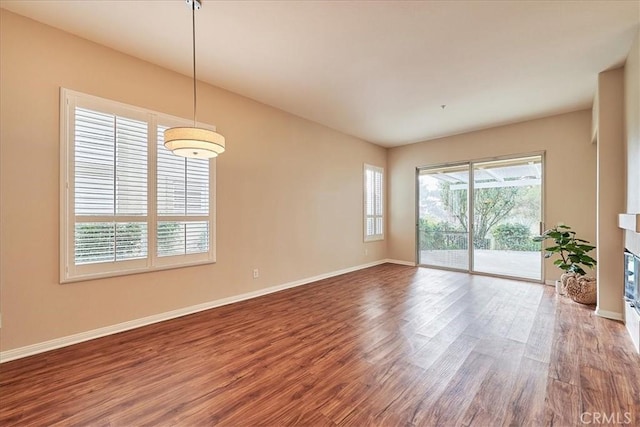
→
(417, 154, 543, 281)
(471, 156, 542, 280)
(417, 164, 469, 270)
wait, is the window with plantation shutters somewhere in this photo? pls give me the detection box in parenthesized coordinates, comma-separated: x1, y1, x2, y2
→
(157, 126, 210, 258)
(364, 164, 384, 242)
(61, 89, 216, 282)
(74, 108, 148, 265)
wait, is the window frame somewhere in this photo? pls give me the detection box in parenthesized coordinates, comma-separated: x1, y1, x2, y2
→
(363, 163, 385, 242)
(60, 88, 217, 283)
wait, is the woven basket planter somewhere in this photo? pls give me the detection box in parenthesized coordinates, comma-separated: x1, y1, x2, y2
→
(562, 273, 597, 305)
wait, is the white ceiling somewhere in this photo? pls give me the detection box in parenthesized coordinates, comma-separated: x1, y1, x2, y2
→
(1, 0, 639, 147)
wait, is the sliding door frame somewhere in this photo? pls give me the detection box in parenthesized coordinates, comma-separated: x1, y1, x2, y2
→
(416, 151, 546, 283)
(415, 161, 470, 273)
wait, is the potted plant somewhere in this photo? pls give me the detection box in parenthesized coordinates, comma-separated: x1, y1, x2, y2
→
(533, 224, 597, 304)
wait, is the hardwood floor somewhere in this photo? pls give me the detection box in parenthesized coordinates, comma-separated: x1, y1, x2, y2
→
(1, 264, 639, 426)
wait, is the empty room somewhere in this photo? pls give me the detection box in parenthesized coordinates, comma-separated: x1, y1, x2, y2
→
(1, 0, 639, 425)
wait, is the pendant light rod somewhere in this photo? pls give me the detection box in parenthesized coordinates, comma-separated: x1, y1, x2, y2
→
(191, 0, 197, 126)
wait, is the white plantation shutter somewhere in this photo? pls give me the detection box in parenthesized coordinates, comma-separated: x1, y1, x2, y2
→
(61, 89, 216, 282)
(73, 108, 148, 265)
(157, 126, 210, 258)
(364, 164, 384, 241)
(74, 108, 115, 216)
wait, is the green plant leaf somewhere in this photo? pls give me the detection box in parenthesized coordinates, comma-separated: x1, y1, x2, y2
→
(573, 266, 586, 275)
(537, 224, 595, 275)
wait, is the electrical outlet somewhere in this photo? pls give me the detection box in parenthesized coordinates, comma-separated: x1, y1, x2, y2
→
(253, 269, 259, 279)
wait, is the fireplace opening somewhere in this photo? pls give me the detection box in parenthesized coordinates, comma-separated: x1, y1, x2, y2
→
(624, 249, 640, 314)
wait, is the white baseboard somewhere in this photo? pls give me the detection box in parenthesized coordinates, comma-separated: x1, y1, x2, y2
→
(1, 259, 392, 363)
(385, 259, 416, 266)
(595, 307, 624, 321)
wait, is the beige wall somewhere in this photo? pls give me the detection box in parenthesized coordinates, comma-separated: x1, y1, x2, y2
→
(624, 30, 640, 256)
(0, 11, 386, 352)
(596, 68, 626, 317)
(1, 8, 633, 355)
(387, 110, 597, 282)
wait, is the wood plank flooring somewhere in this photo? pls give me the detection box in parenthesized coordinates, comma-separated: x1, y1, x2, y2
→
(1, 264, 639, 426)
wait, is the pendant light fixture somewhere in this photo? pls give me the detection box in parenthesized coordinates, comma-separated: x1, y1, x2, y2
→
(164, 0, 225, 159)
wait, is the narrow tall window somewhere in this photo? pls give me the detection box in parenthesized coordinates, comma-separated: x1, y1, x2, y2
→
(364, 164, 384, 241)
(61, 89, 216, 282)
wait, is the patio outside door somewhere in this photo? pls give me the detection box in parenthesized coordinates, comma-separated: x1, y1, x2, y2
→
(471, 156, 542, 280)
(417, 154, 543, 282)
(417, 164, 470, 270)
